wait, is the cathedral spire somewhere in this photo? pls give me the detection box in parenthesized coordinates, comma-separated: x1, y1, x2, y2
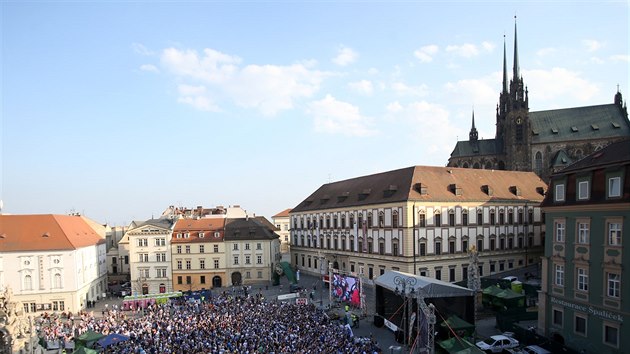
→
(513, 16, 520, 80)
(502, 34, 508, 94)
(469, 110, 478, 142)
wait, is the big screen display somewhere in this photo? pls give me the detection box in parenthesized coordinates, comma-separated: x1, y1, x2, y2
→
(331, 273, 361, 307)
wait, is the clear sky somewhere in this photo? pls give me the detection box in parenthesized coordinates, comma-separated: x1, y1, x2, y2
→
(1, 1, 628, 226)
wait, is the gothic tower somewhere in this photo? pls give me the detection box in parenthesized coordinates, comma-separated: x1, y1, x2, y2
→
(499, 18, 531, 171)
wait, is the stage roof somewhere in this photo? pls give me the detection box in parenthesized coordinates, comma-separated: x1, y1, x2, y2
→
(375, 271, 474, 298)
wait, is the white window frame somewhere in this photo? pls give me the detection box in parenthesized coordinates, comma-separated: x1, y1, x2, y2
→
(555, 221, 565, 243)
(555, 183, 565, 202)
(577, 222, 589, 244)
(233, 256, 239, 265)
(577, 267, 588, 292)
(608, 176, 621, 198)
(555, 264, 564, 287)
(608, 222, 622, 246)
(578, 181, 589, 200)
(607, 272, 620, 298)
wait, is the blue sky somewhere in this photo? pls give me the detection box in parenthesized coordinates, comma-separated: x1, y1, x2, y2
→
(1, 1, 628, 225)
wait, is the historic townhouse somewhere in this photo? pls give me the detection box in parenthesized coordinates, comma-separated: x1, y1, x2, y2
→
(106, 225, 130, 283)
(539, 139, 630, 354)
(272, 208, 292, 253)
(122, 218, 175, 295)
(0, 214, 107, 313)
(224, 217, 281, 286)
(171, 218, 226, 292)
(290, 166, 546, 283)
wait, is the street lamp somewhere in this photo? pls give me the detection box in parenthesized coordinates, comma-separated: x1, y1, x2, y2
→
(394, 275, 417, 352)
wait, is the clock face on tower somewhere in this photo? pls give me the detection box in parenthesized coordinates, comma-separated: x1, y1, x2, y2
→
(516, 117, 522, 125)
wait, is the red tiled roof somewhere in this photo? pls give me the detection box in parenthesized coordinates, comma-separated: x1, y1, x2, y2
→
(173, 218, 225, 231)
(272, 208, 292, 218)
(0, 214, 106, 252)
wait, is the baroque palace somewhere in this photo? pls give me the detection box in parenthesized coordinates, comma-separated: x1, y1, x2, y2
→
(290, 166, 546, 283)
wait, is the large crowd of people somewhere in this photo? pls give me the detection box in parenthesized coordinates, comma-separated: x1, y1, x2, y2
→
(35, 292, 382, 354)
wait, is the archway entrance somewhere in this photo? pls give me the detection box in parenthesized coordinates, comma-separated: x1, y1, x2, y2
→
(231, 272, 242, 286)
(212, 276, 222, 288)
(159, 283, 166, 293)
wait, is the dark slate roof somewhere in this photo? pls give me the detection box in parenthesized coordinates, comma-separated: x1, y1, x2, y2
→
(557, 138, 630, 174)
(450, 104, 629, 158)
(530, 104, 630, 144)
(291, 166, 546, 213)
(449, 139, 501, 158)
(223, 217, 279, 241)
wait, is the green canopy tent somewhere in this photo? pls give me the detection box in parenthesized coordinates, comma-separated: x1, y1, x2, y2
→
(75, 330, 105, 349)
(73, 346, 98, 354)
(437, 337, 485, 354)
(495, 288, 526, 309)
(440, 315, 476, 338)
(481, 285, 503, 307)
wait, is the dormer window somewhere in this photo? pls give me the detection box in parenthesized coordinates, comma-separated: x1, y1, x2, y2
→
(555, 183, 565, 202)
(578, 181, 589, 200)
(199, 232, 205, 238)
(214, 232, 221, 238)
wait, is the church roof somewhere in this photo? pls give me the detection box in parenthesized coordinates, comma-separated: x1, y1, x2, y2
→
(558, 138, 630, 174)
(449, 139, 501, 158)
(530, 103, 630, 143)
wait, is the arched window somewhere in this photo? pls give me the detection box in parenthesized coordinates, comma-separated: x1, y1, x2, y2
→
(53, 273, 62, 289)
(462, 162, 469, 168)
(485, 162, 493, 169)
(473, 162, 481, 169)
(23, 274, 33, 291)
(535, 151, 543, 175)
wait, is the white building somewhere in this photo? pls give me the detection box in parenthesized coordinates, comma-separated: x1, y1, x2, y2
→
(272, 208, 291, 253)
(121, 219, 175, 295)
(0, 214, 107, 313)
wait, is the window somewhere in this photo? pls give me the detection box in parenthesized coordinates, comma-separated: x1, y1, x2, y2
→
(604, 324, 619, 347)
(200, 276, 206, 284)
(435, 241, 441, 255)
(378, 213, 384, 227)
(214, 245, 219, 253)
(139, 253, 149, 262)
(156, 253, 166, 262)
(214, 259, 220, 269)
(419, 242, 426, 256)
(245, 243, 250, 250)
(608, 222, 622, 246)
(177, 260, 182, 270)
(489, 210, 496, 225)
(199, 245, 205, 253)
(156, 268, 167, 278)
(177, 276, 182, 285)
(490, 238, 496, 251)
(577, 222, 589, 244)
(448, 212, 455, 226)
(199, 259, 205, 269)
(555, 221, 565, 242)
(607, 272, 620, 298)
(53, 273, 62, 289)
(535, 152, 543, 175)
(176, 245, 182, 254)
(199, 232, 204, 238)
(137, 238, 148, 247)
(435, 269, 441, 280)
(477, 239, 483, 251)
(233, 256, 239, 265)
(245, 255, 251, 264)
(575, 315, 587, 336)
(186, 276, 191, 284)
(257, 255, 262, 264)
(462, 212, 468, 226)
(392, 242, 399, 256)
(257, 271, 263, 278)
(553, 308, 563, 327)
(449, 268, 455, 282)
(578, 181, 589, 200)
(449, 241, 455, 254)
(577, 267, 588, 291)
(434, 213, 441, 226)
(555, 183, 565, 202)
(477, 210, 483, 224)
(155, 238, 166, 246)
(608, 177, 621, 197)
(419, 213, 426, 227)
(367, 213, 373, 228)
(186, 260, 191, 270)
(257, 243, 262, 250)
(392, 212, 399, 227)
(233, 244, 239, 250)
(555, 264, 564, 286)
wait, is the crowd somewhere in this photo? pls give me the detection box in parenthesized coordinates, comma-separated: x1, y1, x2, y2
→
(35, 292, 382, 354)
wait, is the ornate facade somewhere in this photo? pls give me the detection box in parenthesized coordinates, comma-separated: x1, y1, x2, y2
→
(448, 22, 630, 181)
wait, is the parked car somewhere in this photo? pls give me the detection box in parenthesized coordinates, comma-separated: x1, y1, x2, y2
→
(502, 276, 518, 282)
(520, 345, 551, 354)
(476, 334, 519, 353)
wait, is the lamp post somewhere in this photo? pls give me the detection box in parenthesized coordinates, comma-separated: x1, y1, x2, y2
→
(394, 275, 417, 352)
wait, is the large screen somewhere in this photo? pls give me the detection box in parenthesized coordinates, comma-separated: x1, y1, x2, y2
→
(331, 273, 361, 307)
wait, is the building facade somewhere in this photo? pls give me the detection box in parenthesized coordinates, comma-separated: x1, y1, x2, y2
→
(0, 214, 107, 313)
(106, 225, 130, 283)
(171, 218, 226, 292)
(448, 22, 630, 182)
(539, 139, 630, 354)
(124, 218, 175, 295)
(272, 208, 292, 253)
(290, 166, 547, 284)
(224, 217, 281, 286)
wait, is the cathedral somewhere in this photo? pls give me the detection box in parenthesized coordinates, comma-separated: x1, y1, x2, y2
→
(447, 22, 630, 182)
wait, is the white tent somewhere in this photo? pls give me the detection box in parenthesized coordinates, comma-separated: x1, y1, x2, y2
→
(374, 270, 473, 298)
